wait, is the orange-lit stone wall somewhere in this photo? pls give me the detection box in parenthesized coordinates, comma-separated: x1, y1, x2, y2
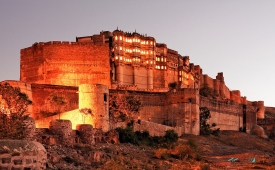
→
(200, 96, 243, 130)
(200, 73, 230, 99)
(31, 83, 78, 120)
(20, 41, 110, 87)
(110, 88, 200, 135)
(252, 101, 265, 119)
(230, 90, 242, 103)
(153, 69, 166, 88)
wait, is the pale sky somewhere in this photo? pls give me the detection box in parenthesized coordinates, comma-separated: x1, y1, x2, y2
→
(1, 1, 275, 106)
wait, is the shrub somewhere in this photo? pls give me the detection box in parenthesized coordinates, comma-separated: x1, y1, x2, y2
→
(200, 107, 220, 136)
(164, 130, 178, 143)
(115, 127, 139, 145)
(187, 138, 197, 150)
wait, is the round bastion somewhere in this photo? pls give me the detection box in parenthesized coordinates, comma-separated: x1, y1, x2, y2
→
(79, 84, 110, 132)
(49, 119, 72, 146)
(76, 124, 94, 145)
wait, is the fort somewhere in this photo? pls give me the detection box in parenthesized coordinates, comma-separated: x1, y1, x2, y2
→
(4, 29, 267, 138)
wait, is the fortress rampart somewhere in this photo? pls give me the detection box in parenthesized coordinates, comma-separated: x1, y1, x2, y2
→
(20, 41, 111, 87)
(9, 29, 266, 137)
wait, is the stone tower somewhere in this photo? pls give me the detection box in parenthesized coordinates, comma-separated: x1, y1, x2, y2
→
(79, 84, 110, 132)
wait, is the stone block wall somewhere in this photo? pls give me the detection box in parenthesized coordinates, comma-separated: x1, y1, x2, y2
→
(0, 140, 46, 170)
(31, 83, 78, 120)
(200, 96, 243, 130)
(153, 69, 166, 88)
(110, 88, 200, 135)
(20, 41, 110, 87)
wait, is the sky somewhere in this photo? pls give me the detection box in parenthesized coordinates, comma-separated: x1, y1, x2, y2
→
(0, 1, 275, 106)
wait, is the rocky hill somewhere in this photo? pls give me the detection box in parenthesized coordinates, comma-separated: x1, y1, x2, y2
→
(45, 131, 275, 170)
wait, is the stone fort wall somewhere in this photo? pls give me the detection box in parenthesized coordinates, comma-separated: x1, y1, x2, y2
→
(20, 41, 111, 87)
(200, 96, 258, 132)
(110, 88, 200, 135)
(31, 83, 78, 120)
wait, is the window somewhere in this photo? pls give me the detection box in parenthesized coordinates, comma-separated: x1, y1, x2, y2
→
(104, 94, 107, 102)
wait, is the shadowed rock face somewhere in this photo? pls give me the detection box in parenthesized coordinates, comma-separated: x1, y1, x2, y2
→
(251, 125, 268, 139)
(0, 140, 46, 170)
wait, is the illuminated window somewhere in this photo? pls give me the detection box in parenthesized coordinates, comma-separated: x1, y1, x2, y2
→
(146, 61, 148, 64)
(120, 47, 122, 50)
(150, 41, 153, 45)
(179, 71, 182, 75)
(150, 51, 152, 54)
(150, 61, 153, 64)
(119, 36, 122, 40)
(115, 56, 118, 60)
(164, 58, 166, 62)
(165, 66, 166, 69)
(115, 36, 117, 40)
(161, 66, 163, 69)
(179, 77, 182, 81)
(146, 41, 148, 44)
(161, 58, 163, 62)
(120, 56, 122, 60)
